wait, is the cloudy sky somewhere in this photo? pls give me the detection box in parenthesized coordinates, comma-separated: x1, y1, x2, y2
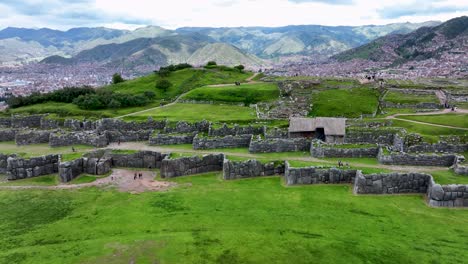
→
(0, 0, 467, 30)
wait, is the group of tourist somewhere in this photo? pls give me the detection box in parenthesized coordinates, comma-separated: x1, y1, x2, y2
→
(134, 172, 143, 180)
(337, 160, 350, 168)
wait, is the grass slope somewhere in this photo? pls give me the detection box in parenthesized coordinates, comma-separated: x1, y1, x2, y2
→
(384, 90, 439, 104)
(391, 119, 467, 143)
(397, 114, 468, 128)
(181, 83, 279, 104)
(0, 173, 467, 263)
(310, 87, 379, 118)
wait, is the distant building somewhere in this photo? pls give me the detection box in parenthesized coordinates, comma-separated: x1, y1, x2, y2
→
(288, 117, 346, 143)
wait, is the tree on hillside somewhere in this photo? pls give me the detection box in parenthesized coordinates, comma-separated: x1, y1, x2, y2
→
(157, 68, 171, 78)
(156, 79, 172, 92)
(206, 61, 217, 66)
(112, 73, 125, 84)
(234, 65, 245, 71)
(108, 99, 122, 109)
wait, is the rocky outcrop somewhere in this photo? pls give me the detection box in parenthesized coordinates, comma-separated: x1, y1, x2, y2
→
(160, 154, 224, 178)
(223, 159, 284, 180)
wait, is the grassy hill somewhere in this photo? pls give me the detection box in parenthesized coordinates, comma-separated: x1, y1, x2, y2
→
(181, 83, 279, 104)
(187, 43, 264, 67)
(7, 67, 254, 118)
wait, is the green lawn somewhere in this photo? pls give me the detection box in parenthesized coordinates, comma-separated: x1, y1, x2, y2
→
(397, 114, 468, 128)
(310, 87, 379, 118)
(0, 173, 467, 263)
(125, 103, 257, 122)
(0, 174, 58, 186)
(384, 90, 439, 104)
(429, 169, 468, 185)
(0, 142, 94, 158)
(181, 83, 279, 104)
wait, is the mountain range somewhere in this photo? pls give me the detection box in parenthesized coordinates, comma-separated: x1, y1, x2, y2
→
(0, 21, 441, 68)
(333, 16, 467, 66)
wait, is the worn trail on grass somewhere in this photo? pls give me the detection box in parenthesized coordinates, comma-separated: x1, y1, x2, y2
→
(0, 169, 175, 193)
(386, 108, 468, 130)
(117, 72, 259, 118)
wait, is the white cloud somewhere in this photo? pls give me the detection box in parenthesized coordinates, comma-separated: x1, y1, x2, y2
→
(0, 0, 467, 30)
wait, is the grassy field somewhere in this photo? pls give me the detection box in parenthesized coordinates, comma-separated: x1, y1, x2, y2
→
(0, 173, 467, 263)
(397, 113, 468, 128)
(384, 90, 439, 104)
(124, 103, 257, 122)
(430, 169, 468, 185)
(310, 87, 379, 118)
(0, 142, 94, 158)
(0, 174, 58, 186)
(181, 83, 279, 104)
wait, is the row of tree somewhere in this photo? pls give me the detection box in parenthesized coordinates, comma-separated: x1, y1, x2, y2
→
(7, 87, 95, 108)
(73, 90, 155, 110)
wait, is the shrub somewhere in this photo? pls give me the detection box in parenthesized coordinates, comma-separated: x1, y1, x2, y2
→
(156, 79, 172, 92)
(112, 73, 125, 84)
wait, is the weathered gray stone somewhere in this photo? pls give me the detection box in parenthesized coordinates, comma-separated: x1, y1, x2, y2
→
(193, 134, 252, 150)
(161, 154, 224, 178)
(223, 159, 284, 180)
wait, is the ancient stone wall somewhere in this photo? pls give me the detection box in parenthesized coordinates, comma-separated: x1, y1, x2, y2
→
(428, 179, 468, 207)
(223, 159, 284, 180)
(407, 142, 468, 154)
(6, 154, 59, 180)
(454, 162, 468, 175)
(285, 162, 356, 185)
(377, 148, 457, 167)
(160, 154, 224, 178)
(15, 130, 50, 145)
(345, 128, 399, 145)
(149, 133, 195, 145)
(0, 117, 11, 128)
(353, 171, 431, 194)
(193, 134, 252, 150)
(264, 128, 289, 139)
(97, 118, 166, 132)
(11, 115, 43, 128)
(58, 158, 84, 182)
(249, 137, 310, 153)
(106, 130, 153, 142)
(109, 151, 168, 169)
(0, 129, 16, 142)
(208, 124, 264, 137)
(310, 144, 379, 158)
(164, 121, 210, 134)
(40, 117, 61, 129)
(64, 119, 97, 131)
(50, 131, 108, 147)
(382, 102, 442, 109)
(0, 153, 16, 173)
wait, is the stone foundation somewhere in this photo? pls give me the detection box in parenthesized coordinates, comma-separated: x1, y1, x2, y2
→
(378, 148, 457, 167)
(310, 144, 379, 158)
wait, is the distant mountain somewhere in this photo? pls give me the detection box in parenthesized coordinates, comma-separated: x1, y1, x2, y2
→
(0, 21, 440, 66)
(187, 43, 264, 67)
(332, 16, 467, 71)
(176, 21, 440, 59)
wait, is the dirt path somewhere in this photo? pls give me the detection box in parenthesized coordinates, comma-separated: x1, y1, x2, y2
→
(206, 72, 260, 87)
(385, 109, 468, 130)
(108, 142, 444, 173)
(434, 90, 447, 104)
(117, 72, 259, 118)
(0, 169, 176, 193)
